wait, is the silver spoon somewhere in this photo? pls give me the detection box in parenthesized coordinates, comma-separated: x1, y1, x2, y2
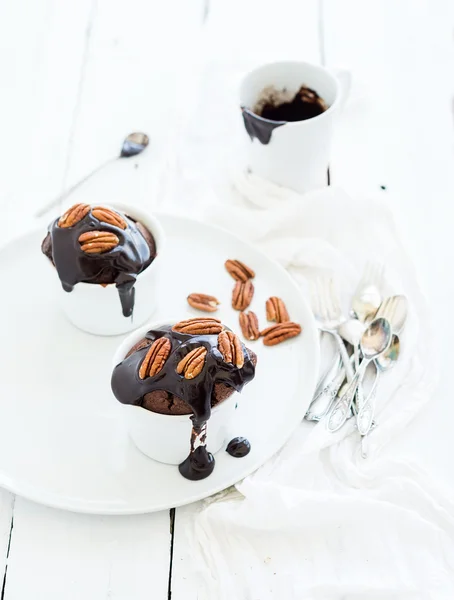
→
(35, 132, 150, 218)
(355, 294, 408, 397)
(360, 295, 408, 456)
(358, 334, 400, 436)
(360, 334, 400, 457)
(327, 318, 392, 432)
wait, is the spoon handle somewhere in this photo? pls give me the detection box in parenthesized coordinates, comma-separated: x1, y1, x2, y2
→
(306, 355, 344, 421)
(327, 371, 360, 432)
(327, 358, 369, 432)
(332, 332, 354, 382)
(35, 156, 116, 218)
(357, 372, 380, 436)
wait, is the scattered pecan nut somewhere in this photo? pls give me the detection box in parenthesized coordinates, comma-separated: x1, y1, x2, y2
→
(172, 317, 223, 335)
(177, 346, 207, 379)
(239, 311, 260, 341)
(225, 259, 255, 282)
(92, 206, 127, 230)
(261, 322, 302, 346)
(232, 280, 254, 311)
(139, 337, 172, 379)
(58, 203, 90, 228)
(218, 331, 244, 368)
(266, 296, 290, 323)
(78, 230, 119, 254)
(187, 293, 220, 313)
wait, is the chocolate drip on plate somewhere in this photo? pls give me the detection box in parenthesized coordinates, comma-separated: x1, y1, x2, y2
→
(226, 437, 251, 458)
(179, 422, 215, 480)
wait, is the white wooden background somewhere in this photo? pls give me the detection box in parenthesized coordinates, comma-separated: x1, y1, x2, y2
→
(1, 0, 454, 597)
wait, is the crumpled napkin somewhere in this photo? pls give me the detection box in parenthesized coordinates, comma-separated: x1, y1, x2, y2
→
(173, 176, 454, 599)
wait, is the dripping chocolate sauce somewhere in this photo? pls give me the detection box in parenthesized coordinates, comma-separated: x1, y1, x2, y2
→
(241, 85, 328, 145)
(241, 108, 286, 145)
(111, 325, 256, 481)
(46, 210, 155, 317)
(226, 437, 251, 458)
(179, 422, 215, 480)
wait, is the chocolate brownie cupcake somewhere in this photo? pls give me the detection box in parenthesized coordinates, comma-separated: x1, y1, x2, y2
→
(111, 318, 257, 480)
(42, 203, 156, 318)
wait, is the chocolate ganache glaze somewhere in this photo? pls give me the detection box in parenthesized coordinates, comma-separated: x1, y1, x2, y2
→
(111, 322, 256, 481)
(42, 204, 155, 317)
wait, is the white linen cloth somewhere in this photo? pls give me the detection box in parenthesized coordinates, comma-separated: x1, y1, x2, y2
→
(170, 176, 454, 599)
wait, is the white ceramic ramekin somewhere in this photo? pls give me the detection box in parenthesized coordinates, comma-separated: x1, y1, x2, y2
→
(53, 203, 165, 336)
(112, 321, 238, 465)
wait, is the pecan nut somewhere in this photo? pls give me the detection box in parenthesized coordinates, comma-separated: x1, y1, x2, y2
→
(139, 337, 172, 379)
(58, 203, 90, 228)
(239, 311, 260, 341)
(261, 322, 302, 346)
(218, 331, 244, 368)
(92, 206, 127, 230)
(173, 317, 223, 335)
(225, 259, 255, 282)
(78, 230, 120, 254)
(266, 296, 290, 323)
(187, 293, 220, 313)
(177, 346, 207, 379)
(232, 280, 254, 311)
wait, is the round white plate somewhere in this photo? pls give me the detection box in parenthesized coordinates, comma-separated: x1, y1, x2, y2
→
(0, 214, 319, 514)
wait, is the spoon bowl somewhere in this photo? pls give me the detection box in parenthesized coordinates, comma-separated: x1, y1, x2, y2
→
(360, 317, 392, 359)
(376, 333, 400, 371)
(120, 132, 150, 158)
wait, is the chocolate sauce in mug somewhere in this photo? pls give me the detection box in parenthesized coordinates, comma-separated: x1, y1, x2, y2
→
(242, 85, 328, 145)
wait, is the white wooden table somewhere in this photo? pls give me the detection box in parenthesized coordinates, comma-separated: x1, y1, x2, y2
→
(1, 0, 454, 597)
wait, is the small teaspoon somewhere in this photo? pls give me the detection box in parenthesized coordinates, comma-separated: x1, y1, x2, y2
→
(358, 333, 400, 437)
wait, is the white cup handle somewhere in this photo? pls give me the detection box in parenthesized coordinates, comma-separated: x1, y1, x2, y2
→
(331, 68, 351, 113)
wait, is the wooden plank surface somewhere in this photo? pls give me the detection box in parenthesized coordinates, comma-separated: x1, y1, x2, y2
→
(63, 0, 205, 192)
(0, 495, 14, 597)
(4, 499, 171, 600)
(0, 0, 95, 219)
(0, 1, 203, 598)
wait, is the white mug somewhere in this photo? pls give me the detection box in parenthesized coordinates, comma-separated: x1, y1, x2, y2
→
(239, 60, 351, 193)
